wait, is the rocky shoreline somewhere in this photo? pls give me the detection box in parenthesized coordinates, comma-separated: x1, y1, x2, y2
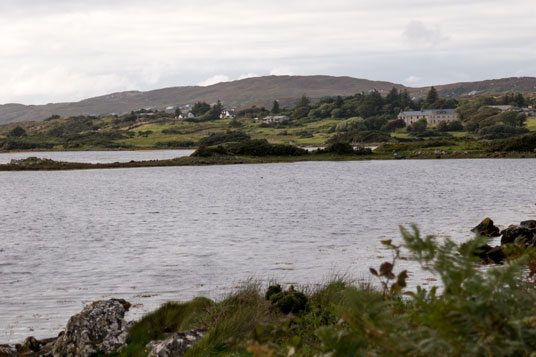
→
(3, 217, 536, 356)
(0, 299, 204, 357)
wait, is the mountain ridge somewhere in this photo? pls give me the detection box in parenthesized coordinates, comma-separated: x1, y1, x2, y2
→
(1, 75, 535, 124)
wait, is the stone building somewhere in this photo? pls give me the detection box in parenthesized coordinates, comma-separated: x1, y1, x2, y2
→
(398, 109, 458, 125)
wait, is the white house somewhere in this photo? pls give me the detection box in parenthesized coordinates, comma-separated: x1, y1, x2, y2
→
(220, 109, 236, 119)
(398, 109, 458, 125)
(263, 115, 290, 123)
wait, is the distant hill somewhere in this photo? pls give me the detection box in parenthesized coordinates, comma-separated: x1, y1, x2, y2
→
(1, 75, 535, 124)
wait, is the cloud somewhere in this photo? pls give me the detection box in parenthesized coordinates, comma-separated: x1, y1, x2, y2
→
(239, 73, 259, 80)
(405, 75, 422, 84)
(403, 20, 447, 47)
(197, 75, 230, 87)
(0, 1, 535, 103)
(270, 67, 295, 76)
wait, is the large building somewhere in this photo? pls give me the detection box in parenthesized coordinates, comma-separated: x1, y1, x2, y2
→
(398, 109, 458, 125)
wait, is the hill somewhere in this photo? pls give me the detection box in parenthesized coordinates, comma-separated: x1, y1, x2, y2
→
(1, 75, 535, 124)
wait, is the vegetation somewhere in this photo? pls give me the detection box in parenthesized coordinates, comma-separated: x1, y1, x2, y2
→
(110, 226, 536, 356)
(1, 89, 535, 153)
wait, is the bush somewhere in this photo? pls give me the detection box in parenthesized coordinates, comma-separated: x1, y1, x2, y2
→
(161, 128, 183, 135)
(7, 126, 27, 138)
(487, 132, 536, 152)
(198, 131, 250, 146)
(192, 139, 308, 157)
(268, 287, 308, 314)
(155, 140, 196, 148)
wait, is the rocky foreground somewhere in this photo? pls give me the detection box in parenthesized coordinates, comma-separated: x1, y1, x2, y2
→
(0, 299, 204, 357)
(2, 217, 536, 356)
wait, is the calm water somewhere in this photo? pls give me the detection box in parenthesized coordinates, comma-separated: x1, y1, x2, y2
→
(1, 159, 535, 342)
(0, 149, 194, 164)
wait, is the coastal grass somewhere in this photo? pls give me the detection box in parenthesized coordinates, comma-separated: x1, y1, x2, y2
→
(114, 227, 536, 356)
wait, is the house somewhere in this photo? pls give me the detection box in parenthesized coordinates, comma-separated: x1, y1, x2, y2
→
(220, 109, 236, 119)
(488, 105, 519, 112)
(263, 115, 290, 123)
(179, 112, 195, 119)
(398, 109, 458, 125)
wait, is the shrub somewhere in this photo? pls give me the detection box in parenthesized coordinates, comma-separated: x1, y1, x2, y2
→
(487, 132, 536, 152)
(198, 131, 250, 146)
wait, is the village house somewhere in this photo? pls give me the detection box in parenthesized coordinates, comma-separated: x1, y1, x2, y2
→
(220, 109, 236, 119)
(398, 109, 458, 125)
(263, 115, 290, 123)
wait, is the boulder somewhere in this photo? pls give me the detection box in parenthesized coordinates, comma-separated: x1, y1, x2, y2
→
(52, 298, 131, 357)
(487, 246, 507, 264)
(146, 329, 205, 357)
(473, 244, 493, 260)
(0, 336, 56, 356)
(520, 220, 536, 229)
(500, 225, 535, 245)
(471, 218, 501, 237)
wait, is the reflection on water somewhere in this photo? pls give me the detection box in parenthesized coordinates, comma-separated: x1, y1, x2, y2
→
(0, 149, 194, 164)
(0, 159, 535, 342)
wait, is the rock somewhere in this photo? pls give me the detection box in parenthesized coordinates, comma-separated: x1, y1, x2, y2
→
(500, 225, 535, 245)
(0, 337, 57, 356)
(471, 218, 501, 237)
(146, 329, 205, 357)
(487, 246, 507, 264)
(52, 298, 131, 357)
(520, 220, 536, 229)
(24, 336, 40, 352)
(473, 244, 493, 260)
(0, 344, 18, 356)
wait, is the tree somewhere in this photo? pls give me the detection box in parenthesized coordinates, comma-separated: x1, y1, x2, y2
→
(271, 100, 280, 114)
(384, 119, 406, 132)
(204, 100, 223, 120)
(500, 111, 526, 127)
(425, 86, 439, 106)
(297, 95, 311, 109)
(400, 89, 413, 110)
(174, 107, 182, 117)
(408, 118, 427, 133)
(192, 102, 211, 116)
(7, 126, 27, 137)
(514, 93, 525, 107)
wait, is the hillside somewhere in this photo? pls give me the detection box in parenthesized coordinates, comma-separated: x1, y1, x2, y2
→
(1, 75, 535, 124)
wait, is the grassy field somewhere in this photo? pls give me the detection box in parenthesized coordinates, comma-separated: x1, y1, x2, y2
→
(526, 117, 536, 131)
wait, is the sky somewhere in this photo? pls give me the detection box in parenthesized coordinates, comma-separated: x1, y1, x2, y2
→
(1, 0, 535, 105)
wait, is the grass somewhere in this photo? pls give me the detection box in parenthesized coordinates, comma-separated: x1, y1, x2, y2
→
(526, 117, 536, 131)
(110, 225, 536, 356)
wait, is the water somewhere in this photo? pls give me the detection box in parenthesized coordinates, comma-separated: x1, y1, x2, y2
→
(1, 159, 535, 342)
(0, 149, 194, 164)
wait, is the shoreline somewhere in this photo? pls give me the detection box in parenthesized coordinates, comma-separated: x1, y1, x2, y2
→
(0, 151, 534, 171)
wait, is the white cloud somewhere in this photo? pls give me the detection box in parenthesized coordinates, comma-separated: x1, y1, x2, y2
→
(405, 75, 422, 84)
(197, 75, 230, 87)
(238, 73, 259, 80)
(402, 20, 447, 47)
(270, 67, 295, 76)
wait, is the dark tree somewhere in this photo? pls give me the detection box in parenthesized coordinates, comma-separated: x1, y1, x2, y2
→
(192, 102, 211, 116)
(297, 95, 311, 108)
(426, 86, 439, 105)
(174, 107, 182, 117)
(7, 126, 27, 137)
(271, 100, 280, 114)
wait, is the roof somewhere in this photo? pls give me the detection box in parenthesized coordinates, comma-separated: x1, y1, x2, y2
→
(399, 109, 456, 116)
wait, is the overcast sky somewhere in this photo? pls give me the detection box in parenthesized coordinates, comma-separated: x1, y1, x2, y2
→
(1, 0, 535, 104)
